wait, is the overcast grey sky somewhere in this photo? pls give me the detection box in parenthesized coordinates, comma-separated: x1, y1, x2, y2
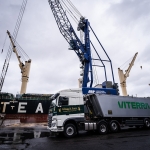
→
(0, 0, 150, 97)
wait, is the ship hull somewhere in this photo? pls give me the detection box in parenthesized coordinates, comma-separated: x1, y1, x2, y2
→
(5, 114, 48, 123)
(0, 93, 52, 123)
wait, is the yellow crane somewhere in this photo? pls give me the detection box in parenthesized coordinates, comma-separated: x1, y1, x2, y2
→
(118, 52, 138, 96)
(0, 0, 28, 92)
(7, 30, 31, 94)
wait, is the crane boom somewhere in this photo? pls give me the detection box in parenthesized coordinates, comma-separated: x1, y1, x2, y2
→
(124, 52, 138, 79)
(49, 0, 92, 88)
(118, 52, 138, 96)
(7, 30, 31, 94)
(48, 0, 118, 95)
(0, 0, 28, 92)
(7, 31, 22, 65)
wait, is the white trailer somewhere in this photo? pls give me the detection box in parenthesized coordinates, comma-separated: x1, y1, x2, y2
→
(47, 89, 150, 138)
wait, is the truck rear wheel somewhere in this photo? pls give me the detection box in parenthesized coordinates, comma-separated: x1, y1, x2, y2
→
(98, 121, 108, 135)
(110, 121, 119, 133)
(64, 123, 77, 138)
(144, 118, 150, 128)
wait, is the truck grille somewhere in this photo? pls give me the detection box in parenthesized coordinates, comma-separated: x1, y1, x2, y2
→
(48, 113, 52, 127)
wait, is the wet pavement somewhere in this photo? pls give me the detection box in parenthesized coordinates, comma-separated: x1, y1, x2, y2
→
(0, 123, 49, 150)
(0, 123, 150, 150)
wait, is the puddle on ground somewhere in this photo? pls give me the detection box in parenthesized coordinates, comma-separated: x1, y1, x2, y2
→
(0, 130, 50, 144)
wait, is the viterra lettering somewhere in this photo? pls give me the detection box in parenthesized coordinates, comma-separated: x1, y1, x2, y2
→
(118, 101, 150, 109)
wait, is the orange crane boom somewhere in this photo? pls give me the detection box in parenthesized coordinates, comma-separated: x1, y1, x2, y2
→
(7, 30, 31, 94)
(118, 52, 138, 96)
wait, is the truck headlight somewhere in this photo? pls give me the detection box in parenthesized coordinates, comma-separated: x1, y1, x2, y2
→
(51, 122, 56, 127)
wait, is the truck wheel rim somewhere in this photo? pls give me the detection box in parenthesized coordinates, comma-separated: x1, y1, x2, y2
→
(111, 122, 117, 130)
(146, 120, 150, 127)
(100, 125, 106, 133)
(66, 127, 74, 135)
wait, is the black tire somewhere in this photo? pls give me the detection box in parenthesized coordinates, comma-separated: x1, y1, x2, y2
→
(64, 123, 77, 138)
(110, 121, 119, 133)
(144, 118, 150, 128)
(98, 121, 108, 135)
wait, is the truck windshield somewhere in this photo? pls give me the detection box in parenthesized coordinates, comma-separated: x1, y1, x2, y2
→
(49, 93, 60, 108)
(50, 93, 60, 101)
(50, 100, 57, 108)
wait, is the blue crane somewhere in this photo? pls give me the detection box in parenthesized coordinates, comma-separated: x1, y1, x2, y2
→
(48, 0, 119, 95)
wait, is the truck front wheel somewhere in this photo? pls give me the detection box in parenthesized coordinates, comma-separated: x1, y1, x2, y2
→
(98, 121, 108, 135)
(64, 123, 77, 138)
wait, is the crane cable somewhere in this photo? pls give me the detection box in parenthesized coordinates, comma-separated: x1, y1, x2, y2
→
(1, 33, 7, 53)
(60, 0, 84, 44)
(60, 0, 79, 24)
(119, 55, 134, 70)
(64, 0, 82, 18)
(60, 0, 82, 24)
(91, 51, 99, 85)
(63, 0, 82, 18)
(11, 35, 30, 62)
(66, 0, 82, 17)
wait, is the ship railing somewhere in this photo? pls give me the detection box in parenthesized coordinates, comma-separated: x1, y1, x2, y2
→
(17, 97, 50, 100)
(0, 96, 13, 100)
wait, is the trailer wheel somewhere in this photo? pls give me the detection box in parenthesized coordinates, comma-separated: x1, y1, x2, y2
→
(64, 123, 77, 138)
(144, 118, 150, 128)
(110, 121, 119, 133)
(98, 121, 108, 135)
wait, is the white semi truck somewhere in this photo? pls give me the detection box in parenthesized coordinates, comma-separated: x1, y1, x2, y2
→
(47, 89, 150, 138)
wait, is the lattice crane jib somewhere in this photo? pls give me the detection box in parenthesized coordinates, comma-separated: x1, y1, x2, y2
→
(0, 0, 28, 92)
